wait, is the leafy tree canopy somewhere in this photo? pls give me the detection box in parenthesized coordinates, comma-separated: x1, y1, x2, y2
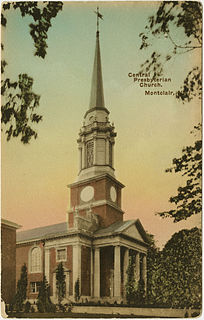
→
(1, 1, 63, 143)
(139, 2, 202, 222)
(158, 124, 202, 222)
(147, 228, 202, 308)
(139, 1, 202, 102)
(161, 227, 201, 308)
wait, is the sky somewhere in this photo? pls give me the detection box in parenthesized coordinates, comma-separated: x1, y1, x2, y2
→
(1, 1, 201, 248)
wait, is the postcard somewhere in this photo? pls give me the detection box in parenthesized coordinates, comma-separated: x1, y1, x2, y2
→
(1, 1, 202, 318)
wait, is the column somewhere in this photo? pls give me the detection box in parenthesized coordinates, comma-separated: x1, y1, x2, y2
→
(66, 272, 70, 298)
(94, 247, 100, 298)
(142, 255, 147, 292)
(53, 273, 56, 299)
(123, 248, 129, 298)
(78, 146, 82, 171)
(82, 141, 85, 169)
(73, 244, 82, 295)
(44, 248, 50, 283)
(93, 138, 97, 165)
(114, 245, 121, 299)
(90, 248, 94, 297)
(112, 143, 114, 168)
(105, 139, 109, 164)
(135, 252, 140, 283)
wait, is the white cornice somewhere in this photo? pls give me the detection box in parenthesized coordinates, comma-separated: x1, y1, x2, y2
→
(68, 172, 124, 189)
(1, 218, 22, 229)
(67, 199, 124, 214)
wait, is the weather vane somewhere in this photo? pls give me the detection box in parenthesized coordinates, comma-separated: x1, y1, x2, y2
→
(94, 7, 103, 33)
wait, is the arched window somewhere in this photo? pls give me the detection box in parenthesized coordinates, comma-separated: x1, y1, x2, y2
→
(30, 247, 41, 273)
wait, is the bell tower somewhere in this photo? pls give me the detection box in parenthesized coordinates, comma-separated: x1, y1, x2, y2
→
(67, 9, 125, 229)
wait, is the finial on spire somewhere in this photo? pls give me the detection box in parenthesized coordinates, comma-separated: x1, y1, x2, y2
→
(94, 7, 103, 34)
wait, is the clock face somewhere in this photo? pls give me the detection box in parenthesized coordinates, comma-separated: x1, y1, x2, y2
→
(80, 186, 94, 202)
(110, 186, 117, 202)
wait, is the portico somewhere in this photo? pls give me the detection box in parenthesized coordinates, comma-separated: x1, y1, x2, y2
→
(70, 219, 148, 303)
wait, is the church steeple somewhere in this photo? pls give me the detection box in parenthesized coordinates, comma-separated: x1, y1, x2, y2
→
(89, 30, 105, 109)
(67, 9, 125, 229)
(76, 8, 116, 182)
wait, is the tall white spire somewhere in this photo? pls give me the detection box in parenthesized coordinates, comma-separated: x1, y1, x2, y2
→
(89, 32, 105, 109)
(89, 8, 105, 109)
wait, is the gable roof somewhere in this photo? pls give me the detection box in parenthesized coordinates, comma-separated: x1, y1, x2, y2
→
(94, 219, 149, 244)
(16, 222, 68, 243)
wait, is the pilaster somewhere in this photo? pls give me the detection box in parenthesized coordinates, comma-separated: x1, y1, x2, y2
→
(73, 244, 82, 294)
(44, 248, 50, 283)
(94, 247, 100, 298)
(90, 248, 94, 297)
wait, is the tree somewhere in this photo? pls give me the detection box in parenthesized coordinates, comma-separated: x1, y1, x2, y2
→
(139, 2, 202, 222)
(147, 228, 202, 308)
(14, 263, 28, 311)
(139, 1, 201, 102)
(56, 262, 66, 305)
(74, 278, 80, 302)
(1, 2, 63, 143)
(146, 234, 161, 304)
(36, 276, 55, 313)
(158, 125, 202, 222)
(125, 255, 137, 304)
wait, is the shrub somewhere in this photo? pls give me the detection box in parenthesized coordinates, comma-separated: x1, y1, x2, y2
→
(74, 278, 80, 302)
(24, 301, 31, 313)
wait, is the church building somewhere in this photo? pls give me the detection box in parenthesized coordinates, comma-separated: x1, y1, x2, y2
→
(16, 12, 149, 304)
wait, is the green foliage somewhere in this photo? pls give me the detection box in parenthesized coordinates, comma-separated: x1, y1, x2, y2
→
(37, 276, 55, 313)
(1, 1, 63, 144)
(139, 1, 202, 102)
(146, 234, 161, 304)
(125, 255, 137, 304)
(14, 263, 28, 311)
(24, 301, 31, 313)
(56, 262, 66, 305)
(158, 125, 201, 222)
(135, 278, 145, 304)
(74, 278, 80, 302)
(147, 228, 202, 308)
(2, 1, 63, 58)
(2, 74, 42, 144)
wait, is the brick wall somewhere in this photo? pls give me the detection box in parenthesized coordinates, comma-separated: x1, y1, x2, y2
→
(1, 224, 17, 303)
(69, 175, 124, 228)
(65, 245, 73, 295)
(16, 241, 44, 299)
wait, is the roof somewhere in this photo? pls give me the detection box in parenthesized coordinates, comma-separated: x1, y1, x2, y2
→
(16, 222, 67, 243)
(16, 219, 149, 245)
(94, 220, 134, 236)
(94, 219, 149, 244)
